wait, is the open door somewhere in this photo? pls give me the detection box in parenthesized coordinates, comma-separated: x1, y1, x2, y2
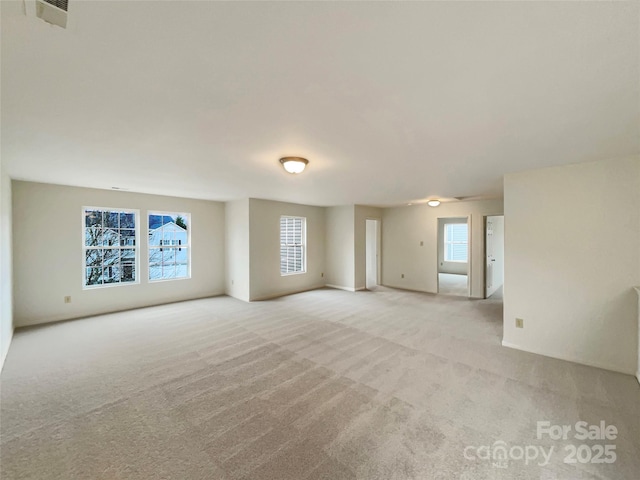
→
(365, 219, 380, 290)
(485, 215, 504, 298)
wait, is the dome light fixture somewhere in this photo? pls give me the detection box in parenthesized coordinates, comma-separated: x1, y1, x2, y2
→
(279, 157, 309, 174)
(427, 200, 441, 207)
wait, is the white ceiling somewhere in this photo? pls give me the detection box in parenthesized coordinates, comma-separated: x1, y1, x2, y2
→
(2, 1, 639, 206)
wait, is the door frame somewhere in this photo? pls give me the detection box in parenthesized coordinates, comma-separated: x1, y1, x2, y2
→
(483, 214, 504, 299)
(436, 215, 471, 297)
(365, 217, 382, 289)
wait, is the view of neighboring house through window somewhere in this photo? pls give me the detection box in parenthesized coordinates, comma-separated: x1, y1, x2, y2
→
(280, 216, 306, 275)
(444, 222, 469, 262)
(84, 208, 138, 287)
(149, 212, 190, 281)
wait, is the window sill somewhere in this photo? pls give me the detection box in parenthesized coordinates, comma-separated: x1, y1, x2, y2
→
(83, 281, 140, 290)
(280, 271, 307, 277)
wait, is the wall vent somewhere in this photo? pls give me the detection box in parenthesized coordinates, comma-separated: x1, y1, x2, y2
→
(36, 0, 68, 28)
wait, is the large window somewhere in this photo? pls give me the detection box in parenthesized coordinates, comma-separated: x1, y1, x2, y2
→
(444, 223, 468, 262)
(149, 212, 190, 281)
(84, 208, 138, 287)
(280, 216, 306, 275)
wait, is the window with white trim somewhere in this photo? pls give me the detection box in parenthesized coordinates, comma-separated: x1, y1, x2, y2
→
(84, 208, 138, 287)
(149, 212, 191, 281)
(444, 223, 468, 262)
(280, 216, 306, 275)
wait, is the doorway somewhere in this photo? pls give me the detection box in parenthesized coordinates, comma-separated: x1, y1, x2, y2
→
(365, 219, 381, 290)
(485, 215, 504, 299)
(437, 217, 470, 297)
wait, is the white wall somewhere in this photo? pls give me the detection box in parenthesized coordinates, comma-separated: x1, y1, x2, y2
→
(635, 288, 640, 383)
(0, 164, 13, 369)
(382, 198, 503, 298)
(486, 215, 505, 297)
(325, 206, 355, 291)
(437, 217, 468, 275)
(354, 206, 383, 291)
(225, 199, 250, 302)
(248, 198, 325, 301)
(12, 181, 226, 327)
(503, 157, 640, 374)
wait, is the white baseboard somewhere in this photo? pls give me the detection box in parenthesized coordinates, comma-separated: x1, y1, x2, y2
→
(250, 285, 326, 302)
(0, 327, 14, 372)
(325, 284, 356, 292)
(501, 340, 635, 376)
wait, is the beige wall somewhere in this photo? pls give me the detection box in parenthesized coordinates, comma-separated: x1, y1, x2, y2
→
(12, 181, 226, 327)
(325, 206, 355, 290)
(248, 198, 325, 301)
(354, 205, 383, 290)
(503, 157, 640, 374)
(0, 165, 13, 369)
(382, 198, 503, 298)
(224, 199, 250, 302)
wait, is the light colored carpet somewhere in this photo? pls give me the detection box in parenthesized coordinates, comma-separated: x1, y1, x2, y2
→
(1, 287, 638, 479)
(438, 273, 468, 297)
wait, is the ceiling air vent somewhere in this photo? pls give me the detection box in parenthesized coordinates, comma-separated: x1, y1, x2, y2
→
(36, 0, 68, 29)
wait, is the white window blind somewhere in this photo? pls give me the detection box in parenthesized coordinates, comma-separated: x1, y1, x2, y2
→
(280, 216, 306, 275)
(444, 223, 468, 262)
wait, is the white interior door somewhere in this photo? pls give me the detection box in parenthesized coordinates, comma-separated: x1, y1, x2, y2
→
(485, 215, 504, 298)
(366, 219, 379, 290)
(486, 218, 495, 296)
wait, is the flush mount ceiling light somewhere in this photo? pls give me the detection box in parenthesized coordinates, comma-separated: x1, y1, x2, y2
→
(279, 157, 309, 174)
(427, 200, 441, 207)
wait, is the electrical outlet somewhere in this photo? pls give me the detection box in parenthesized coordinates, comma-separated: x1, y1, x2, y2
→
(516, 318, 524, 328)
(321, 272, 324, 278)
(64, 296, 71, 304)
(231, 280, 234, 285)
(401, 274, 405, 279)
(420, 241, 424, 246)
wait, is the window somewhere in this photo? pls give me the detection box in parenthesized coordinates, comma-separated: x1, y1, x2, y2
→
(84, 208, 138, 287)
(149, 212, 190, 281)
(280, 216, 306, 275)
(444, 223, 468, 262)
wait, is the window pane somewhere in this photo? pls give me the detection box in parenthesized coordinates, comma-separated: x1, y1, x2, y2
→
(102, 229, 120, 246)
(149, 226, 163, 246)
(148, 212, 190, 281)
(444, 223, 468, 262)
(120, 229, 135, 246)
(451, 244, 468, 262)
(121, 248, 135, 265)
(86, 267, 102, 286)
(121, 265, 136, 283)
(149, 214, 163, 230)
(103, 266, 120, 284)
(149, 247, 163, 266)
(85, 249, 102, 267)
(104, 211, 120, 229)
(103, 249, 120, 266)
(85, 210, 102, 227)
(149, 263, 163, 281)
(119, 212, 135, 229)
(85, 227, 102, 247)
(84, 208, 137, 288)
